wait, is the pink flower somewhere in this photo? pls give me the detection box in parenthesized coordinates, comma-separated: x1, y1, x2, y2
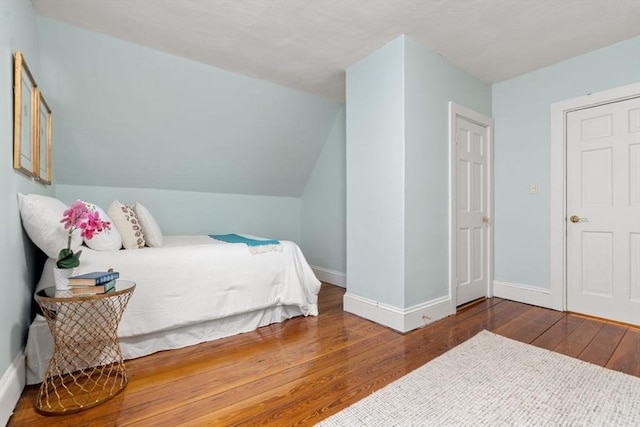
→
(57, 200, 111, 268)
(60, 200, 90, 230)
(80, 211, 111, 240)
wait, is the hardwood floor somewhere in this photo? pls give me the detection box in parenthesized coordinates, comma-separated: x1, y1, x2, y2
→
(9, 284, 640, 426)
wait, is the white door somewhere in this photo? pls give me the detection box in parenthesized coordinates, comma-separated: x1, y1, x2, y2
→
(566, 96, 640, 325)
(456, 116, 490, 306)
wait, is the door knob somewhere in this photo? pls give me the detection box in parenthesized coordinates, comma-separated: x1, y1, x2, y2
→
(569, 215, 583, 223)
(482, 216, 490, 223)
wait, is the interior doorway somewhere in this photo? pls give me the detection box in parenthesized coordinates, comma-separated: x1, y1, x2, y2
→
(449, 102, 494, 308)
(550, 83, 640, 325)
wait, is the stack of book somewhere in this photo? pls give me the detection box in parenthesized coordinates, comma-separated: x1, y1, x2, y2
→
(67, 271, 120, 296)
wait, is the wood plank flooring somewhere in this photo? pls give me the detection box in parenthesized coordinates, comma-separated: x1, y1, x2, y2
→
(9, 284, 640, 426)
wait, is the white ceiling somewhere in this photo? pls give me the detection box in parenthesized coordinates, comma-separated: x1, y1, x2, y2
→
(32, 0, 640, 102)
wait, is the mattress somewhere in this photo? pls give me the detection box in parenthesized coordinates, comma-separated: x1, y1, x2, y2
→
(26, 235, 321, 384)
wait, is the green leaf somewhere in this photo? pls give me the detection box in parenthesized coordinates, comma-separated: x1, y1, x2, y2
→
(56, 249, 81, 269)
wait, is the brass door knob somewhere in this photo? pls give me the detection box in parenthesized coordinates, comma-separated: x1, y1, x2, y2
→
(569, 215, 582, 223)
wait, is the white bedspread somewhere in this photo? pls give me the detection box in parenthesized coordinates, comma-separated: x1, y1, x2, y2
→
(36, 235, 321, 339)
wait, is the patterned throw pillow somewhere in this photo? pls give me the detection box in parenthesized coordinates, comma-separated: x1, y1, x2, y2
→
(107, 200, 146, 249)
(133, 203, 163, 247)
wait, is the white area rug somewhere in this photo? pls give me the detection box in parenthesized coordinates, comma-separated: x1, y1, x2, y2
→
(317, 330, 640, 426)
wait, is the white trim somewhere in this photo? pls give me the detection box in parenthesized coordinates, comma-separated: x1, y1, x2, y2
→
(448, 102, 494, 312)
(343, 293, 452, 333)
(311, 265, 346, 287)
(550, 82, 640, 312)
(0, 352, 25, 427)
(493, 280, 553, 309)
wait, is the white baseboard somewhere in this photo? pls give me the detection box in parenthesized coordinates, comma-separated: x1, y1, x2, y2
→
(493, 280, 554, 309)
(311, 265, 346, 288)
(0, 352, 25, 426)
(343, 293, 452, 333)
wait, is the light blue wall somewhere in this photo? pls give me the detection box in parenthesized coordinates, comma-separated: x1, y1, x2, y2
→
(346, 37, 406, 307)
(301, 108, 346, 272)
(5, 9, 635, 408)
(403, 37, 491, 306)
(2, 13, 342, 392)
(493, 36, 640, 289)
(55, 185, 301, 243)
(345, 35, 491, 309)
(0, 0, 49, 392)
(36, 17, 341, 197)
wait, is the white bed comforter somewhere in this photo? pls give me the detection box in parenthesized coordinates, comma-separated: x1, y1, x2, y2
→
(37, 235, 321, 339)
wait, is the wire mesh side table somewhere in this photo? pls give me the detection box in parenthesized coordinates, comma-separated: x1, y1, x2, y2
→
(34, 280, 135, 415)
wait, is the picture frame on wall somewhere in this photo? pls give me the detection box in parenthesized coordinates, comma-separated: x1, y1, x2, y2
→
(13, 51, 38, 178)
(36, 89, 52, 185)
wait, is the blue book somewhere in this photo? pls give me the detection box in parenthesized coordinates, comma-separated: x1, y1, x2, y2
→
(68, 271, 119, 286)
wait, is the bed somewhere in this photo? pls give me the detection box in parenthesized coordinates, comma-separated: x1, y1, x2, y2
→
(25, 235, 321, 385)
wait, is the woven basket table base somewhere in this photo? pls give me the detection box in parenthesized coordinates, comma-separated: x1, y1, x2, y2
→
(34, 282, 134, 415)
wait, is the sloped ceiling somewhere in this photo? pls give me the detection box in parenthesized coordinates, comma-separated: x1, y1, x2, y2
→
(32, 0, 640, 102)
(36, 17, 341, 197)
(31, 1, 640, 198)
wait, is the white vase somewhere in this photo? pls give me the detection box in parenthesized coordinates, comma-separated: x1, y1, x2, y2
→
(53, 267, 77, 291)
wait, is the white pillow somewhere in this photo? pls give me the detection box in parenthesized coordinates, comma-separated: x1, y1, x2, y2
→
(133, 203, 163, 247)
(107, 200, 145, 249)
(17, 193, 83, 259)
(83, 203, 122, 251)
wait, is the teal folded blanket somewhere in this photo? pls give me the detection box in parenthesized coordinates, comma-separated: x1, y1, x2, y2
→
(210, 234, 280, 247)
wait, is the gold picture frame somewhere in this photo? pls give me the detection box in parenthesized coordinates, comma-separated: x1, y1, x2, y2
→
(13, 51, 38, 178)
(36, 89, 52, 185)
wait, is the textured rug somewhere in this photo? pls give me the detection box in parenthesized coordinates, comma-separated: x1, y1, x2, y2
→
(317, 330, 640, 426)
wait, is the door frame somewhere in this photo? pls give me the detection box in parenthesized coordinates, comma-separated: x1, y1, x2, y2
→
(448, 102, 494, 312)
(549, 82, 640, 311)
